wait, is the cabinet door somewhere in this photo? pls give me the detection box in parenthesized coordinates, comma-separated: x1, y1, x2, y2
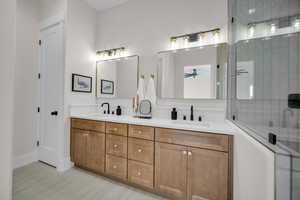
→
(86, 132, 105, 173)
(155, 142, 188, 200)
(72, 129, 88, 167)
(187, 148, 229, 200)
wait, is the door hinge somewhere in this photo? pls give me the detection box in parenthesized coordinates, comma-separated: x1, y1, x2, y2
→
(38, 73, 41, 79)
(37, 107, 40, 113)
(37, 140, 40, 147)
(39, 40, 42, 46)
(231, 17, 235, 23)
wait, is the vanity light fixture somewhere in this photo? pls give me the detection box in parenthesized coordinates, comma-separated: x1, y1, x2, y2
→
(96, 47, 126, 61)
(170, 28, 221, 50)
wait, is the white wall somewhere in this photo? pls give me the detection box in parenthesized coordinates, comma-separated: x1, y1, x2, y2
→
(233, 125, 275, 200)
(61, 0, 97, 170)
(65, 0, 97, 105)
(39, 0, 67, 22)
(96, 0, 227, 108)
(0, 0, 16, 198)
(14, 0, 39, 167)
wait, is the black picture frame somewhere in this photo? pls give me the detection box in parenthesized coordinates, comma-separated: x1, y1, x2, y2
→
(101, 79, 114, 95)
(72, 74, 92, 93)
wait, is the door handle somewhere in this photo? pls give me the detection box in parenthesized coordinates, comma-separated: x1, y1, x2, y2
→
(51, 111, 58, 116)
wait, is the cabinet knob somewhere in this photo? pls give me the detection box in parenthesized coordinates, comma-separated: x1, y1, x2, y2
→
(137, 172, 142, 176)
(188, 151, 192, 156)
(182, 151, 187, 155)
(113, 165, 117, 169)
(113, 144, 118, 148)
(138, 130, 142, 134)
(138, 149, 143, 153)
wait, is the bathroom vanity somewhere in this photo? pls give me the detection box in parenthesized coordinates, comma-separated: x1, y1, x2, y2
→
(70, 116, 233, 200)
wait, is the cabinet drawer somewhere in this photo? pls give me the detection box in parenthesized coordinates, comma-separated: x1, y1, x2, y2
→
(106, 155, 127, 180)
(72, 119, 105, 132)
(106, 122, 128, 136)
(128, 138, 154, 165)
(106, 134, 127, 158)
(128, 125, 155, 140)
(128, 160, 154, 189)
(155, 128, 229, 152)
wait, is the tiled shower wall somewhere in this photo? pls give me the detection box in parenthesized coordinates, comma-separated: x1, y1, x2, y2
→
(228, 0, 300, 199)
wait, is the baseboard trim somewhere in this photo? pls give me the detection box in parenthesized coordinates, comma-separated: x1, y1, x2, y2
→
(14, 151, 38, 169)
(57, 157, 74, 172)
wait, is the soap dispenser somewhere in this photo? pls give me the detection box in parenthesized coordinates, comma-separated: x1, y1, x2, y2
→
(116, 106, 122, 116)
(171, 108, 177, 120)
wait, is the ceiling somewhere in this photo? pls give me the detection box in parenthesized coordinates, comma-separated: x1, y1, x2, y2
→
(84, 0, 131, 11)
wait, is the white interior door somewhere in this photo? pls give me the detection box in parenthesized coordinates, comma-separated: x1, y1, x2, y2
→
(38, 21, 64, 167)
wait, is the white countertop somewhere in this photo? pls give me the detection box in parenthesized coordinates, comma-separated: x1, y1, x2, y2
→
(70, 113, 237, 135)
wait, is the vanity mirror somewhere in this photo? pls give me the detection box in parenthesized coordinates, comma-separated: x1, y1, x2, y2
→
(96, 55, 139, 99)
(157, 43, 227, 100)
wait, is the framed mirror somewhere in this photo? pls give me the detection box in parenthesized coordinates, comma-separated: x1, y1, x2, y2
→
(157, 43, 227, 100)
(96, 55, 139, 99)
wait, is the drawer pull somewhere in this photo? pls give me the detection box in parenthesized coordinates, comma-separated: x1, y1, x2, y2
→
(113, 128, 118, 131)
(113, 165, 117, 169)
(138, 149, 143, 153)
(182, 151, 187, 155)
(188, 151, 192, 156)
(138, 130, 142, 134)
(113, 144, 118, 148)
(137, 172, 142, 176)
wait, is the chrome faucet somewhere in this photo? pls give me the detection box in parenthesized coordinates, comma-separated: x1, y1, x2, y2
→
(282, 108, 294, 128)
(101, 102, 110, 114)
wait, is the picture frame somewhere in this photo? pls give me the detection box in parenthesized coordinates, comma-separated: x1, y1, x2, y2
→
(101, 79, 114, 95)
(72, 74, 92, 93)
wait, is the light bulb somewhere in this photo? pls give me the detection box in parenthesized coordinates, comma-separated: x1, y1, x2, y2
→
(270, 23, 276, 34)
(248, 25, 255, 38)
(213, 30, 220, 44)
(248, 8, 256, 15)
(171, 38, 177, 50)
(198, 33, 205, 46)
(184, 35, 189, 48)
(294, 19, 300, 30)
(120, 48, 125, 57)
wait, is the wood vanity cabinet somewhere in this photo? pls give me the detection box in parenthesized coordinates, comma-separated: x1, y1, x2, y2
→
(155, 142, 188, 200)
(187, 147, 229, 200)
(155, 128, 232, 200)
(71, 119, 105, 173)
(70, 119, 233, 200)
(72, 128, 88, 167)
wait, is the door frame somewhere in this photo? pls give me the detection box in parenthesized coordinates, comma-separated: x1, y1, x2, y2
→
(37, 15, 65, 170)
